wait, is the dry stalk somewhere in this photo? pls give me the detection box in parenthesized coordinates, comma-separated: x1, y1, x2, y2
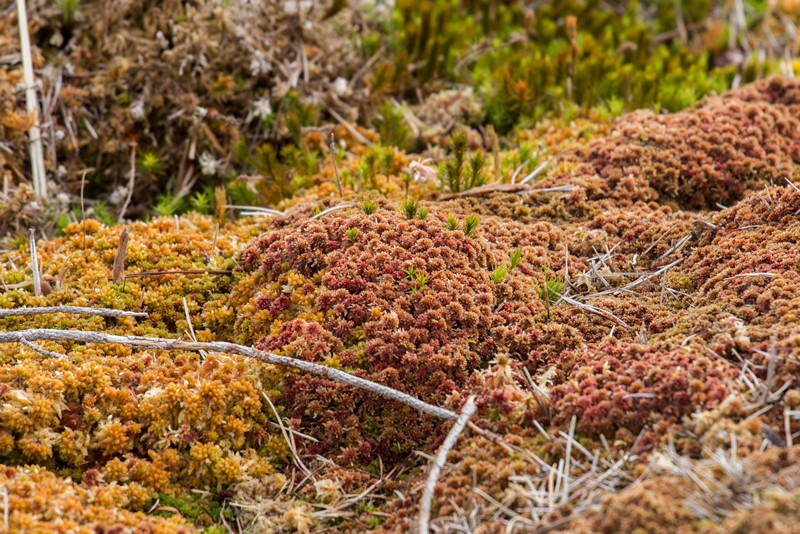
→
(18, 336, 70, 360)
(111, 228, 129, 284)
(182, 297, 207, 360)
(519, 157, 556, 185)
(325, 106, 372, 146)
(124, 269, 232, 279)
(438, 183, 530, 200)
(330, 133, 344, 199)
(224, 205, 285, 217)
(0, 329, 458, 421)
(16, 0, 47, 197)
(0, 306, 147, 318)
(119, 143, 137, 220)
(310, 204, 353, 220)
(418, 395, 477, 534)
(262, 391, 313, 478)
(28, 228, 41, 297)
(2, 486, 7, 531)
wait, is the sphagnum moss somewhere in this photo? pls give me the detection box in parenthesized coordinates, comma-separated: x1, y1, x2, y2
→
(1, 78, 800, 532)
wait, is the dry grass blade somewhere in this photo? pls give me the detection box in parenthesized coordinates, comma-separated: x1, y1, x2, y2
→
(330, 133, 343, 199)
(419, 395, 477, 534)
(224, 205, 286, 217)
(119, 143, 136, 220)
(16, 0, 46, 197)
(325, 105, 372, 146)
(588, 258, 684, 299)
(310, 204, 353, 220)
(519, 157, 555, 184)
(0, 329, 458, 421)
(262, 391, 313, 479)
(182, 297, 207, 360)
(723, 272, 780, 281)
(28, 228, 41, 296)
(558, 292, 631, 329)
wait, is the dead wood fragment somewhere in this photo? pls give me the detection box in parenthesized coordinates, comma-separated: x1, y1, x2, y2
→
(0, 329, 459, 421)
(111, 228, 129, 283)
(124, 269, 233, 279)
(0, 306, 147, 318)
(418, 395, 477, 534)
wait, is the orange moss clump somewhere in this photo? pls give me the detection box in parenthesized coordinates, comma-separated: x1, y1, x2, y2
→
(0, 215, 287, 499)
(0, 465, 189, 532)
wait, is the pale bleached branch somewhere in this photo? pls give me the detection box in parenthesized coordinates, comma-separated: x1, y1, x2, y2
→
(418, 395, 477, 534)
(0, 329, 458, 421)
(16, 0, 47, 197)
(18, 336, 71, 360)
(29, 228, 41, 297)
(0, 306, 147, 318)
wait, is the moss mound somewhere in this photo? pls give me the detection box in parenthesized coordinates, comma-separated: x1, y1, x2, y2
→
(1, 64, 800, 532)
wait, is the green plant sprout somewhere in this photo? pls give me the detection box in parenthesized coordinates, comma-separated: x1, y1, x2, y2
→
(399, 198, 419, 220)
(403, 267, 428, 293)
(463, 214, 480, 238)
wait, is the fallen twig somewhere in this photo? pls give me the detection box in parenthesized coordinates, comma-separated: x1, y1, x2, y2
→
(418, 395, 477, 533)
(124, 269, 233, 279)
(18, 336, 70, 360)
(0, 329, 458, 421)
(438, 183, 530, 200)
(0, 306, 147, 318)
(723, 272, 780, 281)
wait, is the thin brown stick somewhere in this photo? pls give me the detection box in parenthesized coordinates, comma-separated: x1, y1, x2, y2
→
(16, 0, 46, 197)
(28, 228, 41, 297)
(438, 183, 530, 200)
(0, 329, 458, 421)
(80, 170, 87, 250)
(330, 133, 343, 199)
(418, 395, 477, 534)
(119, 143, 137, 220)
(124, 269, 233, 279)
(325, 106, 372, 146)
(18, 336, 70, 360)
(111, 228, 129, 284)
(0, 306, 147, 318)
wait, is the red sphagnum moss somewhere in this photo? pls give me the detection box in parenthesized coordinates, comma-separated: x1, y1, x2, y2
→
(2, 77, 800, 531)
